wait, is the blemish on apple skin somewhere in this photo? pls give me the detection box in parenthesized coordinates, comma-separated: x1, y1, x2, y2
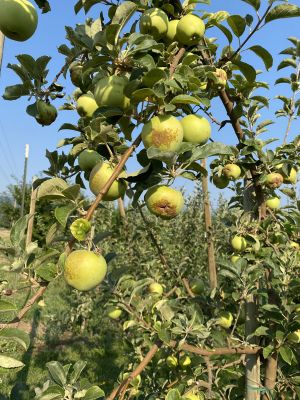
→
(151, 128, 179, 148)
(153, 200, 177, 218)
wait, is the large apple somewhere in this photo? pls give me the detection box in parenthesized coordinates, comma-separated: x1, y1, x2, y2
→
(222, 164, 241, 180)
(176, 14, 205, 46)
(216, 311, 233, 329)
(165, 19, 179, 43)
(94, 75, 130, 110)
(181, 115, 211, 145)
(141, 115, 183, 152)
(149, 282, 164, 295)
(64, 250, 107, 291)
(139, 8, 169, 41)
(265, 173, 283, 189)
(0, 0, 38, 42)
(231, 235, 247, 252)
(212, 174, 229, 189)
(266, 197, 280, 210)
(89, 161, 127, 201)
(77, 94, 98, 118)
(78, 149, 101, 172)
(35, 100, 57, 126)
(145, 185, 184, 219)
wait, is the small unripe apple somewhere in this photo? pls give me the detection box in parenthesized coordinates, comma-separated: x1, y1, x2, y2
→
(35, 100, 57, 126)
(181, 115, 211, 145)
(212, 174, 229, 189)
(145, 185, 184, 220)
(94, 75, 130, 110)
(165, 19, 179, 43)
(216, 311, 233, 329)
(64, 250, 107, 291)
(212, 68, 228, 88)
(149, 282, 163, 295)
(77, 94, 98, 118)
(0, 0, 38, 42)
(190, 279, 204, 295)
(179, 355, 191, 368)
(290, 241, 300, 250)
(141, 115, 183, 152)
(231, 235, 247, 252)
(107, 307, 122, 320)
(69, 62, 83, 87)
(176, 14, 205, 46)
(78, 149, 101, 172)
(89, 161, 127, 201)
(231, 255, 240, 264)
(265, 173, 283, 189)
(287, 329, 300, 343)
(222, 164, 241, 180)
(139, 8, 168, 40)
(184, 391, 204, 400)
(166, 355, 178, 368)
(266, 197, 280, 210)
(276, 163, 297, 184)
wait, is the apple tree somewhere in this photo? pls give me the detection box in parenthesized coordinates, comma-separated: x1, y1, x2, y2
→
(1, 0, 300, 399)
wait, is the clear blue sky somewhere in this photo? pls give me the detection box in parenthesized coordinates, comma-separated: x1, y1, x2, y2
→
(0, 0, 299, 202)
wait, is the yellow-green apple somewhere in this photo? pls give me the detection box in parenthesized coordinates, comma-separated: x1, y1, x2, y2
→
(78, 149, 101, 171)
(231, 255, 240, 264)
(287, 329, 300, 343)
(149, 282, 164, 295)
(212, 174, 229, 189)
(190, 279, 204, 295)
(179, 355, 191, 368)
(139, 8, 169, 40)
(107, 307, 123, 320)
(265, 173, 283, 189)
(0, 0, 38, 41)
(212, 68, 228, 88)
(69, 62, 83, 87)
(222, 164, 241, 180)
(141, 115, 183, 152)
(89, 161, 127, 201)
(290, 241, 300, 250)
(165, 19, 179, 43)
(266, 197, 280, 210)
(176, 14, 205, 46)
(166, 355, 178, 368)
(231, 235, 247, 252)
(216, 311, 233, 329)
(276, 163, 297, 184)
(184, 391, 204, 400)
(181, 114, 211, 145)
(77, 94, 98, 118)
(145, 185, 184, 219)
(35, 100, 57, 126)
(64, 250, 107, 291)
(94, 75, 130, 110)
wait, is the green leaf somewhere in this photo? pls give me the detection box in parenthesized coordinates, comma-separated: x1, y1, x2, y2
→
(0, 299, 17, 313)
(265, 4, 300, 23)
(36, 262, 57, 282)
(70, 361, 87, 384)
(170, 95, 201, 105)
(10, 215, 29, 247)
(277, 58, 297, 70)
(0, 356, 24, 369)
(249, 45, 273, 70)
(227, 15, 246, 37)
(233, 60, 256, 82)
(240, 0, 260, 11)
(190, 142, 234, 162)
(0, 328, 30, 350)
(83, 386, 105, 399)
(165, 389, 182, 400)
(33, 0, 51, 13)
(37, 178, 69, 200)
(54, 205, 75, 228)
(46, 361, 67, 386)
(279, 345, 294, 365)
(3, 83, 31, 100)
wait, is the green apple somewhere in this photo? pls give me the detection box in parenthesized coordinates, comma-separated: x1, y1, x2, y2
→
(141, 115, 183, 152)
(222, 164, 241, 180)
(35, 100, 57, 126)
(190, 279, 204, 295)
(265, 173, 283, 189)
(69, 62, 83, 87)
(181, 115, 211, 145)
(107, 307, 122, 320)
(145, 185, 184, 219)
(212, 68, 228, 88)
(184, 391, 204, 400)
(165, 19, 179, 43)
(166, 355, 178, 368)
(231, 235, 247, 252)
(0, 0, 38, 42)
(139, 8, 169, 41)
(216, 311, 233, 329)
(276, 163, 297, 184)
(94, 75, 130, 110)
(266, 197, 280, 210)
(78, 149, 101, 172)
(290, 241, 300, 250)
(89, 161, 127, 201)
(179, 355, 191, 368)
(77, 94, 98, 118)
(176, 14, 205, 46)
(212, 174, 229, 189)
(149, 282, 164, 295)
(231, 255, 240, 264)
(64, 250, 107, 291)
(287, 329, 300, 343)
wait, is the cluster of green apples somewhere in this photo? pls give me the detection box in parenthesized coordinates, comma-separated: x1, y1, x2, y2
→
(212, 163, 242, 189)
(166, 353, 192, 369)
(0, 0, 38, 41)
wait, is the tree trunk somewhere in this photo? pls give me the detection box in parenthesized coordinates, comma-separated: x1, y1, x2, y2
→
(118, 197, 126, 220)
(26, 186, 38, 247)
(201, 160, 217, 290)
(263, 353, 278, 399)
